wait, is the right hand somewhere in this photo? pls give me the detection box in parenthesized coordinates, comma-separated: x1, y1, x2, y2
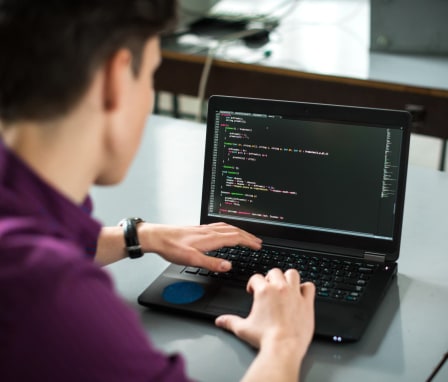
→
(139, 222, 262, 272)
(215, 268, 315, 359)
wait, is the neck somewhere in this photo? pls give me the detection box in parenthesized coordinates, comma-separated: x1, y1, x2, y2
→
(2, 114, 103, 204)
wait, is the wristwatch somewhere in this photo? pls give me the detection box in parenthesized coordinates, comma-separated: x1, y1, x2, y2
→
(118, 217, 145, 259)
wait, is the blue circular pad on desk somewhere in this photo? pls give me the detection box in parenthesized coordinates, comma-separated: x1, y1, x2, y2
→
(162, 281, 205, 304)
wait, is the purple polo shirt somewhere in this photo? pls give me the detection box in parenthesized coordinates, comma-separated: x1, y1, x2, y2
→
(0, 141, 190, 381)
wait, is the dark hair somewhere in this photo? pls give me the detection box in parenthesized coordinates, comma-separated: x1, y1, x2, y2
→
(0, 0, 177, 123)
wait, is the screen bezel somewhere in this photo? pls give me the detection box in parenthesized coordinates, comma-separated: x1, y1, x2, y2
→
(200, 95, 411, 261)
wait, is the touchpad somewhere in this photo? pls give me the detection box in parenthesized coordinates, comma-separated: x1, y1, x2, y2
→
(206, 286, 252, 316)
(162, 281, 205, 304)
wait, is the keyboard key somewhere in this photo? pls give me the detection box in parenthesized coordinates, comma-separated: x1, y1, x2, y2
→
(196, 246, 380, 303)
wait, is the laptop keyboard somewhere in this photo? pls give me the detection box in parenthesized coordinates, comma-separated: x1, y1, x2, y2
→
(182, 246, 380, 303)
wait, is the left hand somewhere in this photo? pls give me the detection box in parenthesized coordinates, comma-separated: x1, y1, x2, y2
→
(139, 222, 262, 272)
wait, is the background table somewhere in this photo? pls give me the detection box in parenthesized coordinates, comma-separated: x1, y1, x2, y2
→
(157, 0, 448, 147)
(92, 115, 448, 381)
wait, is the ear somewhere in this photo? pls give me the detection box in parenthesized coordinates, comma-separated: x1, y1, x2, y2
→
(97, 48, 134, 176)
(102, 49, 133, 112)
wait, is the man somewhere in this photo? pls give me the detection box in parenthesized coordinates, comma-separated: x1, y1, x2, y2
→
(0, 1, 315, 381)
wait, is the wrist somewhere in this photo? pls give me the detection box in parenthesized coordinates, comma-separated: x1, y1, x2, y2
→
(118, 217, 145, 259)
(251, 338, 304, 382)
(261, 334, 308, 364)
(135, 222, 159, 254)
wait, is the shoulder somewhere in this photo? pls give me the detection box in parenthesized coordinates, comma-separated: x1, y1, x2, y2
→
(0, 220, 113, 327)
(0, 217, 106, 292)
(0, 223, 190, 382)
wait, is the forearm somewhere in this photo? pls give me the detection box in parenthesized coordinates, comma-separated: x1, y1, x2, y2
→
(95, 222, 262, 269)
(242, 340, 304, 382)
(95, 226, 128, 265)
(95, 223, 169, 265)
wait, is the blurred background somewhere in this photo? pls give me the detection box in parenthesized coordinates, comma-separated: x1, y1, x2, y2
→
(154, 0, 448, 170)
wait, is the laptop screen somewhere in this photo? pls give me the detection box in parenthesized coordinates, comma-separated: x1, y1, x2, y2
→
(201, 96, 411, 258)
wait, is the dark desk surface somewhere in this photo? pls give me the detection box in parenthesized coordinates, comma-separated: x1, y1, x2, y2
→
(156, 0, 448, 139)
(92, 115, 448, 382)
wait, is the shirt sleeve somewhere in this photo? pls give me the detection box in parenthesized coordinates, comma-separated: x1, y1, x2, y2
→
(17, 255, 192, 382)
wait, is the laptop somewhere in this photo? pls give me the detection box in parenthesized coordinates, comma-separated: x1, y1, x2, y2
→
(138, 95, 411, 343)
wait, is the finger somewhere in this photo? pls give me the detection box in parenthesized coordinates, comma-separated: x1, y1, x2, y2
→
(301, 281, 316, 300)
(265, 267, 284, 283)
(215, 314, 245, 333)
(206, 223, 263, 249)
(236, 234, 263, 250)
(284, 268, 301, 285)
(208, 222, 259, 239)
(188, 250, 232, 272)
(246, 273, 266, 294)
(215, 231, 263, 250)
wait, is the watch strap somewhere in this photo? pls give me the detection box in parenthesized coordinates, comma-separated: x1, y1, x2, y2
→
(118, 217, 145, 259)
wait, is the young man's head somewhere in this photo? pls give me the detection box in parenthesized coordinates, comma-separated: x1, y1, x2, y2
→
(0, 0, 176, 124)
(0, 0, 177, 193)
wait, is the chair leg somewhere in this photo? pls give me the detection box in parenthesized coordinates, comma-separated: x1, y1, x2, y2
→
(439, 139, 447, 171)
(172, 94, 180, 119)
(154, 92, 160, 115)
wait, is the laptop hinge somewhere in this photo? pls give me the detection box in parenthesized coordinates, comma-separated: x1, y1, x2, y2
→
(364, 251, 386, 263)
